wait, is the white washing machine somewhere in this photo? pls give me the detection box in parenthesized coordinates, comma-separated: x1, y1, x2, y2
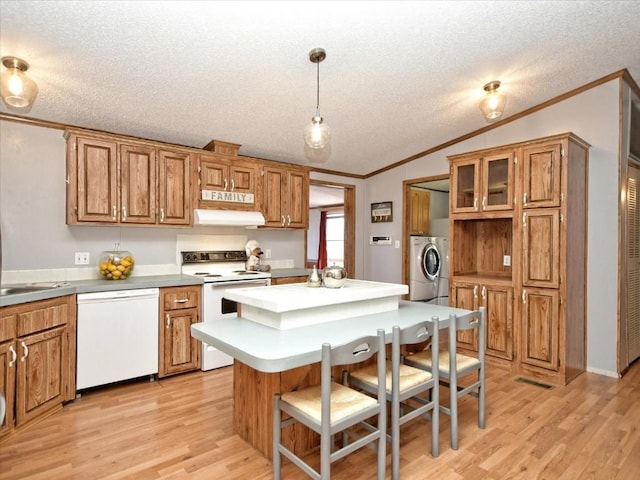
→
(409, 236, 449, 305)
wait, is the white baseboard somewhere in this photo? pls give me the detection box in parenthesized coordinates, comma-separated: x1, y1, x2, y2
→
(586, 366, 620, 378)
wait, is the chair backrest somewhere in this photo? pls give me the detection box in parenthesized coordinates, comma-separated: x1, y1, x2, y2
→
(321, 329, 386, 425)
(448, 307, 486, 361)
(394, 316, 440, 389)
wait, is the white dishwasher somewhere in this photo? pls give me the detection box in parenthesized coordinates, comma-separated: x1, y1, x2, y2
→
(76, 288, 159, 391)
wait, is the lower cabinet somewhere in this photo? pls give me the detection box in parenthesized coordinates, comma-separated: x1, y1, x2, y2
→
(0, 295, 76, 439)
(271, 275, 308, 286)
(158, 286, 201, 378)
(451, 280, 514, 360)
(520, 287, 560, 371)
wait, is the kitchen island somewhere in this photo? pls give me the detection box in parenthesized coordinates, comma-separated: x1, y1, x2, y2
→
(191, 287, 470, 459)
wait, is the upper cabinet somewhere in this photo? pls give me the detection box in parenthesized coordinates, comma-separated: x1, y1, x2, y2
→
(410, 189, 430, 235)
(196, 140, 259, 212)
(450, 149, 515, 215)
(261, 164, 309, 229)
(522, 142, 562, 209)
(65, 130, 191, 226)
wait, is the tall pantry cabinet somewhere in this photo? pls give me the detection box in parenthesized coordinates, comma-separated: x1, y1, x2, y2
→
(448, 133, 589, 385)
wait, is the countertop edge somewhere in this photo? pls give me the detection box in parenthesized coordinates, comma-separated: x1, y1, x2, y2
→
(0, 274, 204, 307)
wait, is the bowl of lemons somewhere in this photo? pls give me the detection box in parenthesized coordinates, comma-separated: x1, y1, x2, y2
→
(99, 244, 135, 280)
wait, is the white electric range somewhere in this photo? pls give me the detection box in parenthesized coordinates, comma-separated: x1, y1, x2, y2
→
(181, 250, 271, 370)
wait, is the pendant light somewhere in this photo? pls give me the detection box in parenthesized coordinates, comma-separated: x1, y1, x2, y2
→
(303, 48, 331, 149)
(479, 80, 506, 122)
(0, 56, 38, 108)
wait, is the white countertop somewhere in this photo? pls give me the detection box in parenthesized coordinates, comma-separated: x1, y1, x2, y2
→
(191, 301, 469, 373)
(223, 279, 409, 329)
(224, 279, 408, 312)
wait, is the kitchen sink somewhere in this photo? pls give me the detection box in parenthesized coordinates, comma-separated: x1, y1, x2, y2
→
(0, 285, 60, 296)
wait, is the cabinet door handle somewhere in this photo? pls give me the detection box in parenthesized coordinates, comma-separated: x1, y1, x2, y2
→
(9, 345, 17, 367)
(481, 285, 486, 299)
(166, 313, 171, 329)
(231, 179, 235, 191)
(523, 192, 528, 206)
(20, 341, 28, 362)
(522, 213, 527, 227)
(122, 206, 127, 220)
(522, 290, 527, 304)
(174, 298, 189, 303)
(224, 179, 228, 191)
(473, 198, 478, 211)
(482, 196, 486, 209)
(160, 208, 165, 223)
(287, 215, 291, 226)
(473, 285, 478, 298)
(112, 205, 117, 220)
(281, 215, 286, 227)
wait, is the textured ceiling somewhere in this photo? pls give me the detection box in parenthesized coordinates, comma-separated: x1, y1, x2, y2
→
(1, 1, 639, 177)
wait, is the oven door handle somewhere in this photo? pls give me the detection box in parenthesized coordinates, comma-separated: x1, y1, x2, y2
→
(207, 280, 269, 288)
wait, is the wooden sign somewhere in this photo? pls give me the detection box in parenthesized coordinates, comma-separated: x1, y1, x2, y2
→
(371, 201, 392, 222)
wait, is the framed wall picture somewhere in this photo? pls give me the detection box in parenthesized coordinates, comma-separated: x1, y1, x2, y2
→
(371, 201, 393, 223)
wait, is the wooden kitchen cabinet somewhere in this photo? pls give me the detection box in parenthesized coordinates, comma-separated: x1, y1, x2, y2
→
(197, 153, 259, 211)
(410, 189, 431, 235)
(0, 295, 76, 439)
(448, 133, 589, 385)
(450, 149, 515, 214)
(520, 288, 560, 372)
(0, 314, 17, 437)
(65, 130, 192, 226)
(450, 280, 514, 360)
(261, 164, 309, 229)
(158, 286, 201, 378)
(271, 275, 308, 285)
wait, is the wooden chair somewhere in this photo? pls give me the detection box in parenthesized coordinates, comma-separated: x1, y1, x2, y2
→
(404, 307, 486, 450)
(343, 318, 440, 480)
(273, 329, 387, 480)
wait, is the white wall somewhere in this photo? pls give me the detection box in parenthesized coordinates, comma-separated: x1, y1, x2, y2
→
(0, 120, 305, 280)
(363, 80, 621, 375)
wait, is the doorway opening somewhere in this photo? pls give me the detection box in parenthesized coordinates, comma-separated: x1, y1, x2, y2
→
(307, 181, 356, 278)
(401, 174, 450, 295)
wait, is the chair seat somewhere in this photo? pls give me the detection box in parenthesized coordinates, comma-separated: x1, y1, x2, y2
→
(281, 382, 377, 424)
(408, 349, 480, 374)
(349, 361, 433, 394)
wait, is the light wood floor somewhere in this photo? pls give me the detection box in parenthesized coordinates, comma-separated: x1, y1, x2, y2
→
(1, 360, 639, 479)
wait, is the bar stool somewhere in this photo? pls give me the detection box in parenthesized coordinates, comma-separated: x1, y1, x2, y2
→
(404, 307, 486, 450)
(273, 328, 387, 480)
(343, 317, 440, 480)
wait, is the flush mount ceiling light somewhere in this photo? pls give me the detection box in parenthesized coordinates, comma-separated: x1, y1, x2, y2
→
(303, 48, 331, 150)
(0, 56, 38, 108)
(479, 80, 506, 122)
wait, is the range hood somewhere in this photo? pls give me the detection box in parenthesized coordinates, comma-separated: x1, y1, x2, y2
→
(193, 209, 265, 227)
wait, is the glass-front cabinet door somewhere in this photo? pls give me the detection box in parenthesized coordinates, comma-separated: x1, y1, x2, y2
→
(482, 151, 514, 211)
(451, 158, 480, 213)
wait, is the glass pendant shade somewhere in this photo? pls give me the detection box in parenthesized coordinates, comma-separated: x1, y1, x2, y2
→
(303, 115, 331, 149)
(1, 57, 38, 108)
(479, 81, 506, 122)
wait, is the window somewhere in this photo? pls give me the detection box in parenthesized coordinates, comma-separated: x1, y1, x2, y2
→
(325, 212, 344, 267)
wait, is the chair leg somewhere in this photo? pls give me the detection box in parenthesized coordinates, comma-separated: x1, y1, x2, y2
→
(273, 395, 282, 480)
(431, 385, 439, 457)
(450, 382, 458, 450)
(391, 395, 399, 480)
(479, 370, 486, 429)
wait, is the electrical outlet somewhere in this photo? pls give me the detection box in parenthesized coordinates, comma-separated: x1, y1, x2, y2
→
(503, 255, 511, 266)
(265, 249, 272, 259)
(75, 252, 90, 265)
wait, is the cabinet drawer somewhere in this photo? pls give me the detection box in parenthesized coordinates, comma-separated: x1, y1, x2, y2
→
(0, 313, 17, 342)
(16, 298, 69, 337)
(162, 287, 200, 311)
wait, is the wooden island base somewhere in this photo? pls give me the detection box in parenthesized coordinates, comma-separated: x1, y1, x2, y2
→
(233, 360, 321, 459)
